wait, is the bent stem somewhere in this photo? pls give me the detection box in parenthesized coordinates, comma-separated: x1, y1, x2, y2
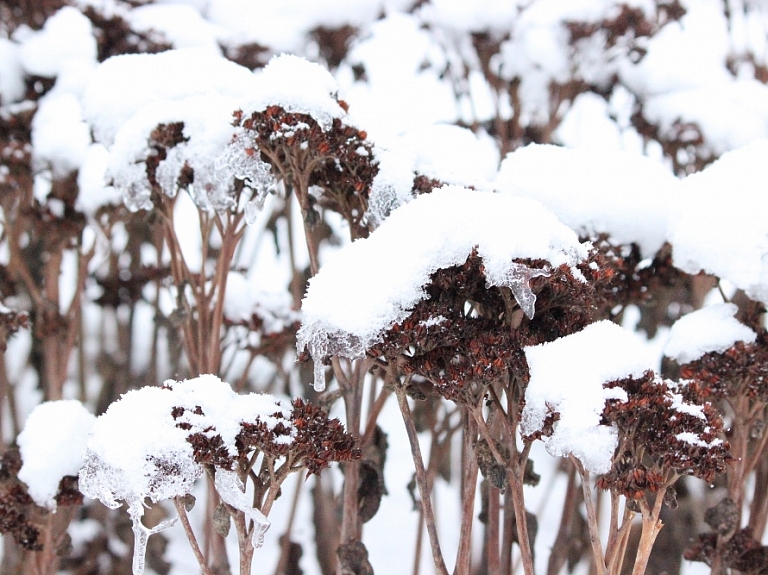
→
(394, 383, 449, 575)
(173, 497, 215, 575)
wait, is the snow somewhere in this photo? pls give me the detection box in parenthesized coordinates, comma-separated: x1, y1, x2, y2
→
(496, 143, 677, 257)
(76, 144, 124, 213)
(17, 6, 97, 80)
(17, 400, 96, 510)
(0, 38, 25, 105)
(669, 139, 768, 304)
(244, 53, 347, 130)
(82, 48, 259, 146)
(364, 125, 500, 228)
(127, 4, 225, 54)
(31, 92, 91, 176)
(522, 320, 655, 474)
(664, 303, 757, 364)
(298, 185, 589, 391)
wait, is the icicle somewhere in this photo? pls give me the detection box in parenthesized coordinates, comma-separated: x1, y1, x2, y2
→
(127, 501, 178, 575)
(313, 360, 326, 393)
(214, 469, 271, 548)
(495, 263, 550, 320)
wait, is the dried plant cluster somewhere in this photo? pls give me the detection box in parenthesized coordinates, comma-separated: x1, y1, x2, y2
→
(1, 2, 768, 575)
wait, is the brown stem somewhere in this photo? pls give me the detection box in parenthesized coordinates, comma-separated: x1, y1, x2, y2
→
(454, 417, 479, 575)
(631, 493, 666, 575)
(273, 476, 304, 575)
(173, 498, 215, 575)
(395, 384, 449, 575)
(546, 463, 579, 575)
(571, 456, 605, 575)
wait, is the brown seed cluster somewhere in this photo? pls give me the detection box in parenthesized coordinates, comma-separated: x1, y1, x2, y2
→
(234, 105, 377, 238)
(598, 372, 731, 498)
(368, 252, 600, 404)
(685, 527, 768, 573)
(0, 447, 83, 551)
(172, 397, 359, 476)
(680, 333, 768, 401)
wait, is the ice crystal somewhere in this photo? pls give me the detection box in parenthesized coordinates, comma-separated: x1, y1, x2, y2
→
(486, 262, 551, 319)
(214, 469, 270, 548)
(215, 131, 276, 221)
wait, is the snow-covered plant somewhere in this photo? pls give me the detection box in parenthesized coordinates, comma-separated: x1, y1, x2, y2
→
(3, 2, 768, 575)
(79, 374, 358, 575)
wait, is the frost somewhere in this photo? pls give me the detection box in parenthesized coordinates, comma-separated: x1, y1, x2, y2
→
(214, 469, 270, 548)
(214, 130, 277, 221)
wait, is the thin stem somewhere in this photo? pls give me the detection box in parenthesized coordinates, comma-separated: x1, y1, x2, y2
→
(395, 384, 449, 575)
(571, 456, 605, 575)
(454, 417, 479, 575)
(173, 497, 215, 575)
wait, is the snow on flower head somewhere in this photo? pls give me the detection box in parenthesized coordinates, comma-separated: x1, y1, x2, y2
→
(298, 185, 590, 391)
(245, 53, 347, 130)
(496, 143, 677, 258)
(669, 139, 768, 305)
(17, 400, 95, 510)
(522, 320, 654, 474)
(664, 303, 758, 365)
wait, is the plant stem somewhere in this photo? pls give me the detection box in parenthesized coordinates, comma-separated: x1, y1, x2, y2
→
(395, 384, 449, 575)
(571, 456, 605, 575)
(173, 498, 216, 575)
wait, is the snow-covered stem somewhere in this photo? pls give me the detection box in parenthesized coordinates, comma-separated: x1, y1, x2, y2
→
(394, 382, 449, 575)
(173, 497, 215, 575)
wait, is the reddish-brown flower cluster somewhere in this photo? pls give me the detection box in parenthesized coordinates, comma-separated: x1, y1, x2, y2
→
(0, 305, 29, 352)
(368, 252, 599, 403)
(598, 372, 731, 498)
(234, 105, 377, 238)
(680, 333, 768, 401)
(172, 397, 359, 476)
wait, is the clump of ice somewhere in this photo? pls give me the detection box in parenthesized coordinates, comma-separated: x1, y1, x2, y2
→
(669, 139, 768, 305)
(214, 469, 270, 548)
(17, 400, 96, 510)
(664, 303, 757, 365)
(79, 374, 293, 574)
(522, 320, 654, 474)
(496, 143, 677, 258)
(298, 185, 589, 391)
